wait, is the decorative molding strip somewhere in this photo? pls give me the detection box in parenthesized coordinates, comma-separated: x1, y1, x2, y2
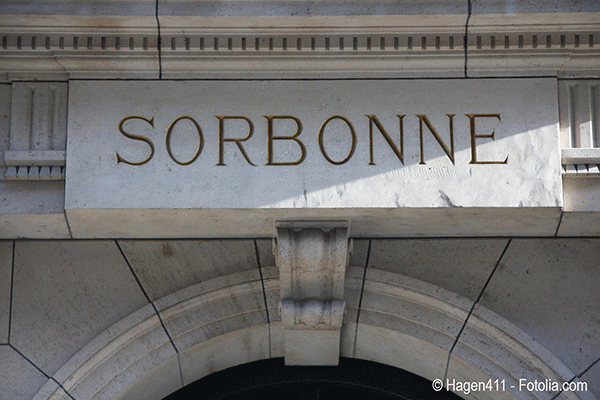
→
(1, 34, 158, 52)
(563, 164, 600, 178)
(559, 80, 600, 177)
(5, 165, 65, 180)
(2, 83, 68, 179)
(1, 13, 600, 79)
(1, 32, 596, 54)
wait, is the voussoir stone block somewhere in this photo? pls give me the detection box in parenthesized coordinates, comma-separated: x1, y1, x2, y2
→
(479, 239, 600, 378)
(0, 345, 49, 400)
(117, 239, 260, 301)
(367, 238, 510, 302)
(580, 359, 600, 400)
(10, 240, 149, 376)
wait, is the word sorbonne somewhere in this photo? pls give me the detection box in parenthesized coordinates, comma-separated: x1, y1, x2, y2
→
(115, 113, 509, 167)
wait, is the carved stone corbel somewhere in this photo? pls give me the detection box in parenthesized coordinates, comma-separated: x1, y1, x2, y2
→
(274, 221, 351, 365)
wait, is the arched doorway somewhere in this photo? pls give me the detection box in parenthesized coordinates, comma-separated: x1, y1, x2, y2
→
(163, 357, 460, 400)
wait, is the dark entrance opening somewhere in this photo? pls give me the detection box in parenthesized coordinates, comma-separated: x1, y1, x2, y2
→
(163, 357, 460, 399)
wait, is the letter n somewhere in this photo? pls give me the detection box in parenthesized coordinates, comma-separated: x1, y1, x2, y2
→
(417, 114, 455, 165)
(366, 115, 405, 165)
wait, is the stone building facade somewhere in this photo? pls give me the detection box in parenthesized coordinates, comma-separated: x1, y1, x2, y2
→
(1, 1, 600, 399)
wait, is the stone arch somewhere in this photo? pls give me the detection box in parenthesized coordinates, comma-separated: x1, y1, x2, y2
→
(34, 266, 586, 400)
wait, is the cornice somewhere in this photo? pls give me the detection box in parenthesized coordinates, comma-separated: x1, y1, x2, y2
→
(0, 13, 599, 80)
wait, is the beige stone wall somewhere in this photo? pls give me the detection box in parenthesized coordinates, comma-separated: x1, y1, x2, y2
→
(1, 2, 600, 399)
(0, 238, 598, 399)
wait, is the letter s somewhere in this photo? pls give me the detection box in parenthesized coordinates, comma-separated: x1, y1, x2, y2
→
(116, 116, 155, 166)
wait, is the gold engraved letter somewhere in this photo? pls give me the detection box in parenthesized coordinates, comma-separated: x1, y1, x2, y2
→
(417, 114, 455, 165)
(367, 114, 405, 165)
(265, 115, 306, 166)
(116, 116, 156, 166)
(165, 116, 204, 166)
(466, 113, 508, 164)
(216, 116, 257, 166)
(318, 115, 357, 165)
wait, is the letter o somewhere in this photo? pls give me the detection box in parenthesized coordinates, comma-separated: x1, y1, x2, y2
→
(165, 116, 204, 165)
(317, 115, 357, 165)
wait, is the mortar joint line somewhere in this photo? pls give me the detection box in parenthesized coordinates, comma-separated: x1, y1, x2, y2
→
(549, 373, 578, 400)
(64, 212, 74, 239)
(176, 352, 184, 388)
(9, 343, 77, 400)
(554, 210, 564, 237)
(464, 0, 472, 77)
(155, 0, 162, 79)
(578, 354, 600, 379)
(254, 239, 272, 358)
(114, 240, 179, 355)
(7, 240, 15, 344)
(352, 239, 371, 358)
(443, 237, 512, 382)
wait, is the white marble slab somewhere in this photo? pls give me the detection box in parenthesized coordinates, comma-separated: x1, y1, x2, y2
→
(65, 79, 561, 237)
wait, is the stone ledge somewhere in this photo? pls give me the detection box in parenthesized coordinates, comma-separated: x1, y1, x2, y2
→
(4, 150, 66, 166)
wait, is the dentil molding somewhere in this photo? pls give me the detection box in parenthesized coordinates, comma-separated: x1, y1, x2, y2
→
(0, 13, 599, 79)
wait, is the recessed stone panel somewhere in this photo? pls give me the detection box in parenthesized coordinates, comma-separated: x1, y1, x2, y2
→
(66, 79, 561, 237)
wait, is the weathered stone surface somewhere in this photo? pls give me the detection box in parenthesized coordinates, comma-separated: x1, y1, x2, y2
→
(359, 268, 469, 355)
(479, 239, 600, 377)
(275, 222, 349, 365)
(10, 241, 149, 376)
(67, 79, 560, 209)
(472, 2, 600, 13)
(64, 207, 563, 238)
(153, 269, 267, 355)
(179, 325, 270, 386)
(563, 179, 600, 212)
(0, 241, 11, 343)
(451, 305, 577, 400)
(367, 239, 509, 301)
(65, 78, 561, 237)
(1, 1, 157, 15)
(0, 345, 48, 400)
(445, 353, 520, 400)
(354, 324, 448, 385)
(581, 360, 600, 400)
(255, 238, 276, 267)
(559, 212, 600, 236)
(348, 239, 369, 267)
(111, 355, 181, 400)
(0, 84, 10, 166)
(0, 179, 64, 212)
(158, 0, 469, 16)
(118, 239, 258, 301)
(47, 303, 179, 400)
